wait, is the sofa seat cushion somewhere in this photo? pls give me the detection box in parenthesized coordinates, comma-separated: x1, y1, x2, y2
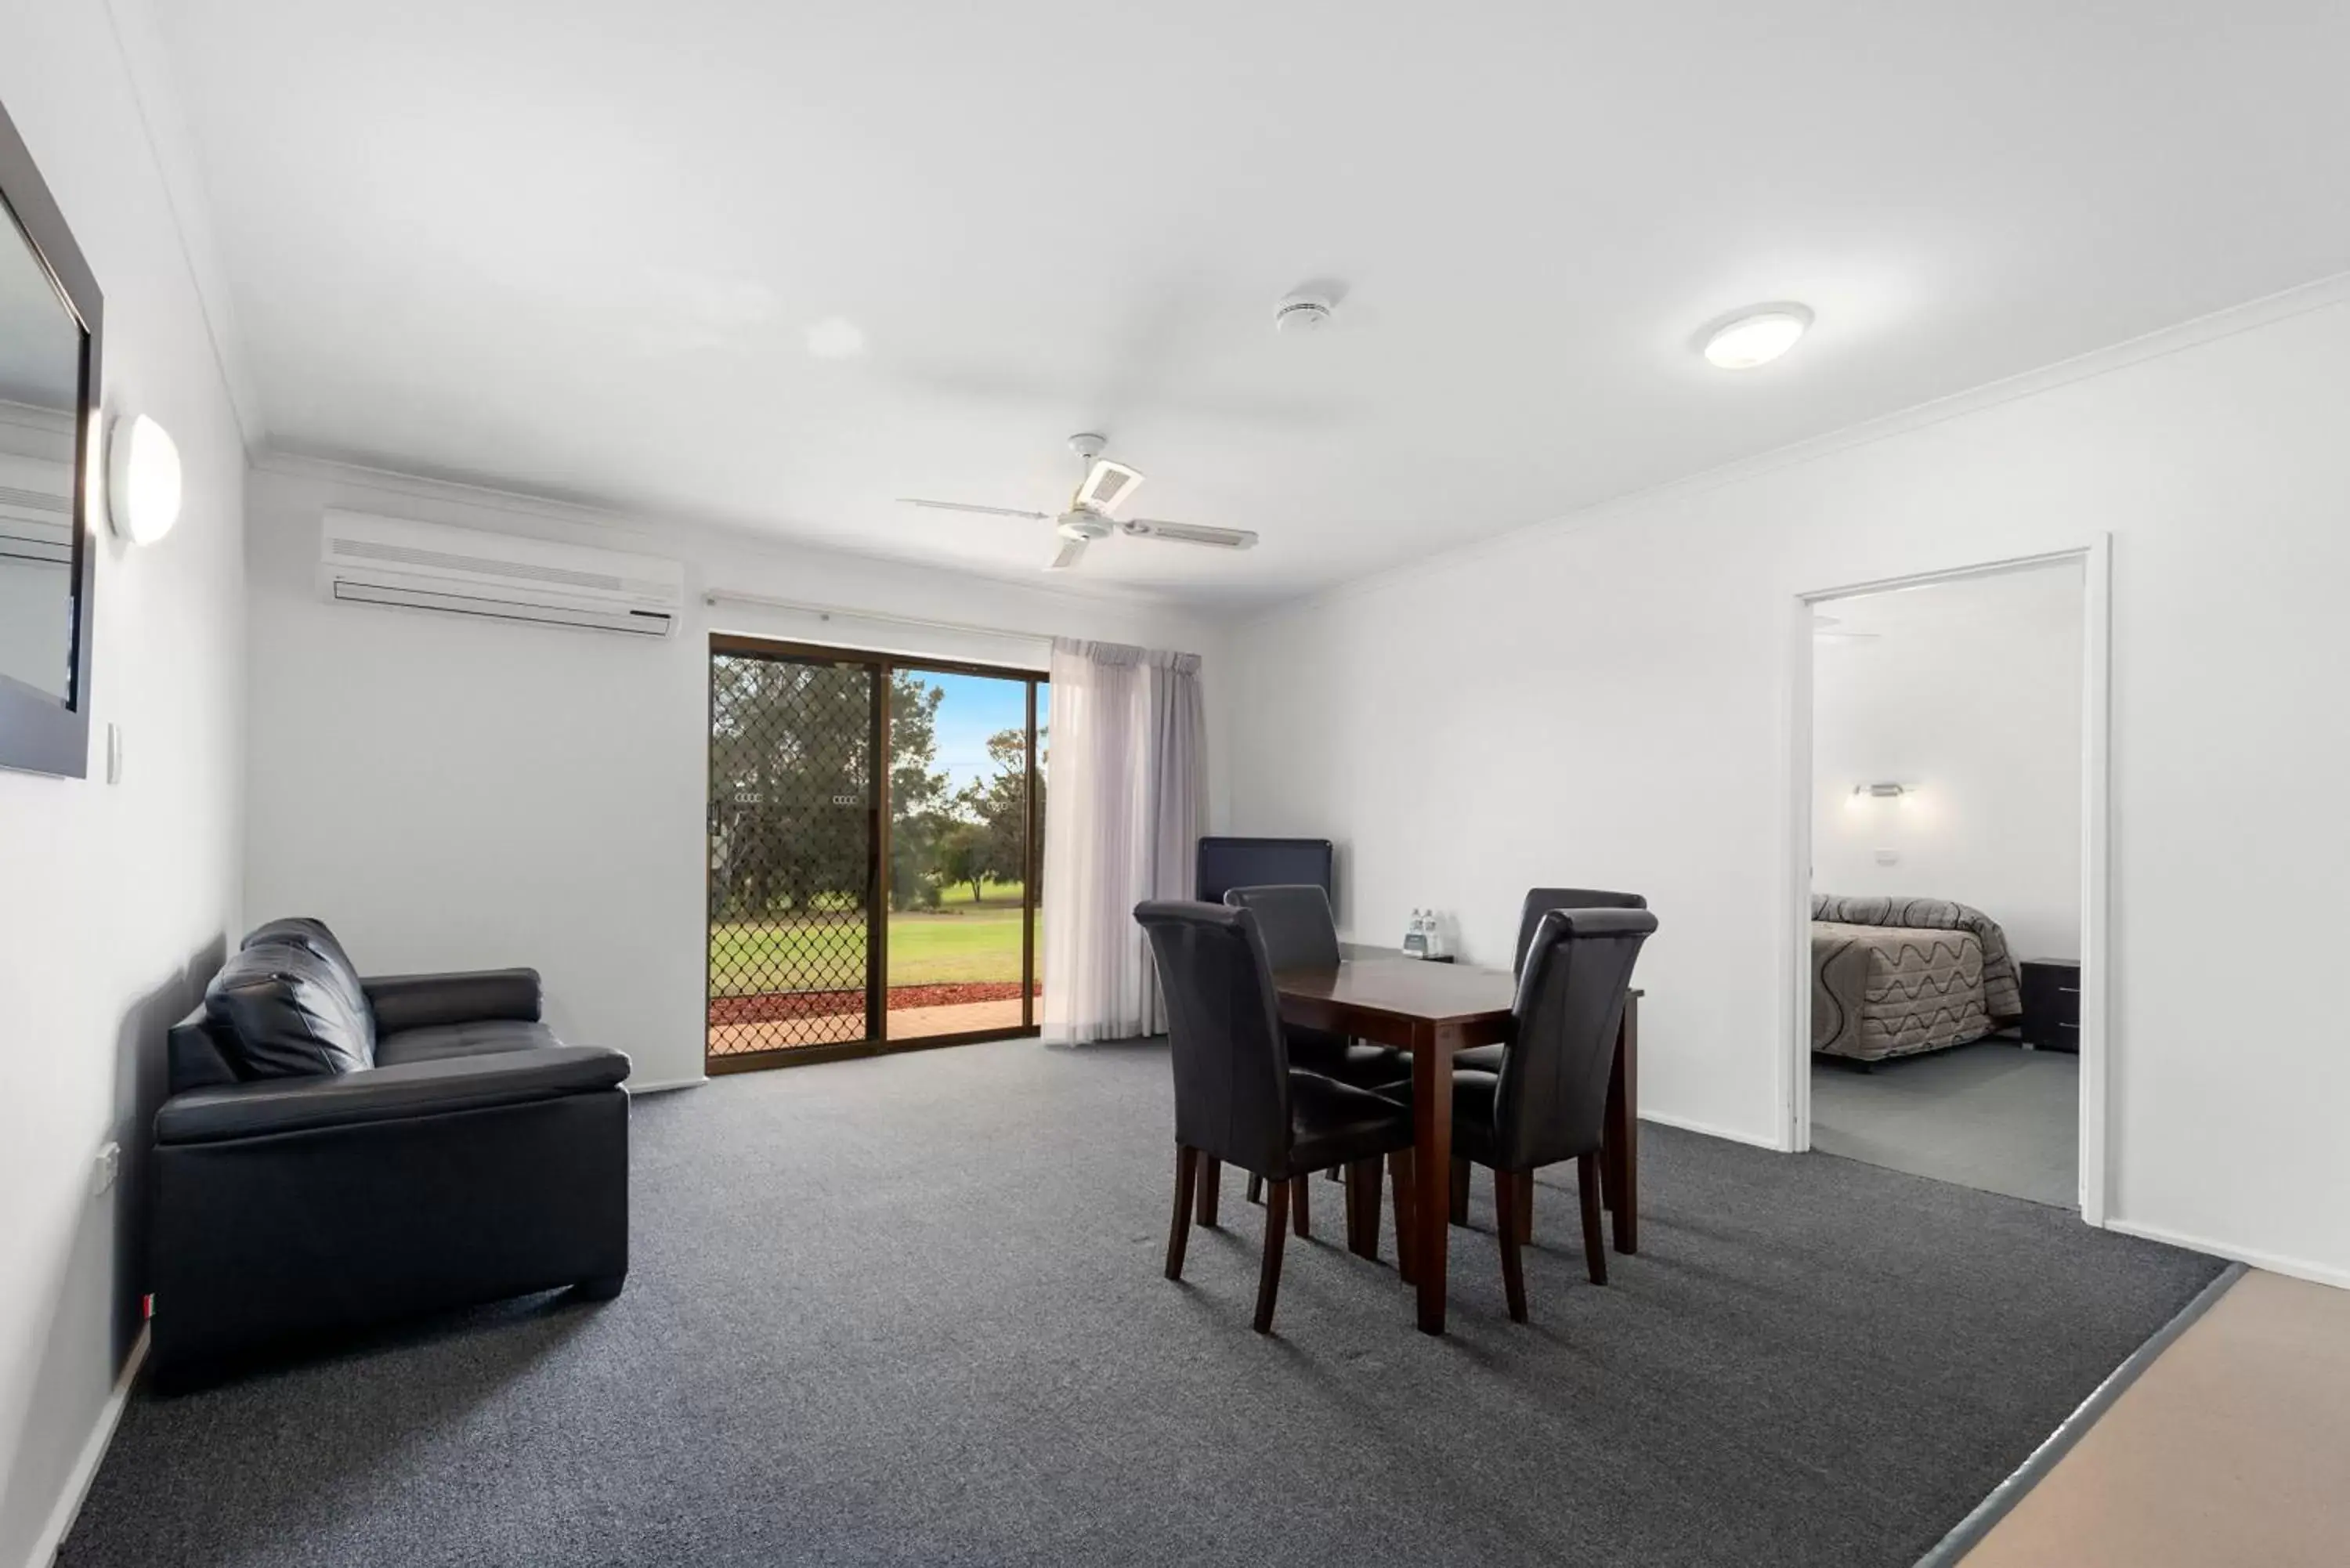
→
(155, 1044, 631, 1144)
(205, 941, 377, 1078)
(376, 1019, 562, 1066)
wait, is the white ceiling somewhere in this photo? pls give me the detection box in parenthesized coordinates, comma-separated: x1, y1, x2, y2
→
(154, 1, 2350, 609)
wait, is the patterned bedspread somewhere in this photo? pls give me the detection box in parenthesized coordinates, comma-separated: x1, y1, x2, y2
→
(1810, 894, 2023, 1063)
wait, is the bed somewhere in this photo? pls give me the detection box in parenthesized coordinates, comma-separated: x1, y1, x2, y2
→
(1810, 894, 2023, 1063)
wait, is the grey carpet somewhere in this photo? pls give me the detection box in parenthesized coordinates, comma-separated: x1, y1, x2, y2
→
(1813, 1039, 2079, 1208)
(65, 1038, 2217, 1568)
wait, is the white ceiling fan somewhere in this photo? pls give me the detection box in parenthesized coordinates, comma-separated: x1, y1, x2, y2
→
(898, 434, 1259, 571)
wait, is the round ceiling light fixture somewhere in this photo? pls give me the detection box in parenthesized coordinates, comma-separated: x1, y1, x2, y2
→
(107, 413, 183, 546)
(1701, 304, 1813, 370)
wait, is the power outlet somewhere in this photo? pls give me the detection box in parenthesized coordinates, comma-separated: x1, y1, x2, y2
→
(92, 1140, 121, 1198)
(1873, 847, 1900, 865)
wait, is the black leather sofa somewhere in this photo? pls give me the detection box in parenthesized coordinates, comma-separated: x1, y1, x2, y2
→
(152, 918, 631, 1378)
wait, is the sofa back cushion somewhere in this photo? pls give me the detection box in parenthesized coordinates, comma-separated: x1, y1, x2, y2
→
(205, 940, 378, 1078)
(242, 916, 371, 1022)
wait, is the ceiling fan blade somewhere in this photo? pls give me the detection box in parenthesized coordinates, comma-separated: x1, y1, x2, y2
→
(1074, 459, 1144, 515)
(1119, 518, 1259, 551)
(1046, 537, 1088, 572)
(898, 498, 1053, 521)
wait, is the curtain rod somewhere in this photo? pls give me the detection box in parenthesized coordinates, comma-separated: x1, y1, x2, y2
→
(702, 587, 1052, 645)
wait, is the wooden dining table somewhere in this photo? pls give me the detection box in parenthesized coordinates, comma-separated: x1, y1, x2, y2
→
(1271, 948, 1643, 1335)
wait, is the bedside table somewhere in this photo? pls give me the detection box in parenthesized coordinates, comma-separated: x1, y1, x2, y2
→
(2020, 958, 2081, 1053)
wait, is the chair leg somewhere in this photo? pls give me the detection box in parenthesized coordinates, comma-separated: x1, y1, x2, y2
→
(1246, 1174, 1264, 1205)
(1450, 1155, 1471, 1226)
(1511, 1169, 1534, 1245)
(1195, 1155, 1221, 1227)
(1344, 1159, 1381, 1259)
(1254, 1180, 1292, 1334)
(1166, 1146, 1198, 1281)
(1577, 1151, 1609, 1286)
(1390, 1147, 1418, 1282)
(1292, 1169, 1311, 1238)
(1495, 1166, 1529, 1323)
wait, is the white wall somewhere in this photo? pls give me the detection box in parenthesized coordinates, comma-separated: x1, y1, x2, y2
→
(0, 2, 249, 1563)
(1811, 562, 2084, 962)
(1228, 288, 2350, 1288)
(241, 459, 1231, 1091)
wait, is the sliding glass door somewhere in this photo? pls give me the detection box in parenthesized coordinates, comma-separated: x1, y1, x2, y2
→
(706, 634, 1045, 1072)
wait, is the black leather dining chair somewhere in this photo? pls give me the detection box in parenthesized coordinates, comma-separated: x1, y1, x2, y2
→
(1135, 901, 1417, 1333)
(1219, 884, 1411, 1088)
(1220, 883, 1410, 1210)
(1455, 886, 1648, 1074)
(1421, 906, 1656, 1322)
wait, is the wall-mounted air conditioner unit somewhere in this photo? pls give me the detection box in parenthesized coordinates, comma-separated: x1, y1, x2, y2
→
(319, 511, 685, 638)
(0, 453, 74, 565)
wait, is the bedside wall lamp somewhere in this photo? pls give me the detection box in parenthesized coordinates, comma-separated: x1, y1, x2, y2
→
(1851, 782, 1910, 799)
(107, 412, 183, 546)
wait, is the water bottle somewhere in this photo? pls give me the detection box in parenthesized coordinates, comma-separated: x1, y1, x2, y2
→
(1426, 912, 1448, 961)
(1403, 908, 1428, 959)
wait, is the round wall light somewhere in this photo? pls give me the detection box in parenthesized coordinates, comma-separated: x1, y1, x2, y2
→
(107, 413, 183, 545)
(1701, 304, 1813, 370)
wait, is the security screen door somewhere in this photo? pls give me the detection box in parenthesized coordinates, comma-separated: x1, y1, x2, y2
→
(706, 635, 1043, 1073)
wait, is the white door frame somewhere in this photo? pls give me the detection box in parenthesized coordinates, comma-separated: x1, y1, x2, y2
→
(1781, 538, 2112, 1224)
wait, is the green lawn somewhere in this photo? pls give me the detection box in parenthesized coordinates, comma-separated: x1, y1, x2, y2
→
(711, 892, 1042, 995)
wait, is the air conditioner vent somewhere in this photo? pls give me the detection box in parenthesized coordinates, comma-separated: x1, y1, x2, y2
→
(0, 483, 68, 514)
(319, 511, 684, 638)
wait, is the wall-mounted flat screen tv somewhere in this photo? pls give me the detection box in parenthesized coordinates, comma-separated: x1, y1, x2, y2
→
(1195, 836, 1335, 905)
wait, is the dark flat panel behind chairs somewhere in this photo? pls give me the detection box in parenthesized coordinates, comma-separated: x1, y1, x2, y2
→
(1135, 900, 1415, 1334)
(1194, 836, 1332, 906)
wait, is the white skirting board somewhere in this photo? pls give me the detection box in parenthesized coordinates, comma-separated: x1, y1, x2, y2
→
(2105, 1218, 2350, 1293)
(624, 1075, 707, 1095)
(1638, 1109, 1790, 1152)
(24, 1325, 147, 1568)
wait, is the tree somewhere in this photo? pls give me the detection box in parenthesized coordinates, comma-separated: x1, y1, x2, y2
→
(886, 672, 949, 910)
(954, 724, 1043, 895)
(708, 656, 871, 919)
(931, 818, 988, 901)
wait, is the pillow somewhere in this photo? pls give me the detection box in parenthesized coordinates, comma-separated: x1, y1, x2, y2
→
(204, 940, 378, 1078)
(241, 916, 370, 1027)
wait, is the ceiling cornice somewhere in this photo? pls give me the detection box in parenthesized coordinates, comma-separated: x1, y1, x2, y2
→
(100, 0, 266, 454)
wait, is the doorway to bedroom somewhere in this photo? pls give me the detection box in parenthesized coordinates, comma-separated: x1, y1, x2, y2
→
(1796, 555, 2095, 1209)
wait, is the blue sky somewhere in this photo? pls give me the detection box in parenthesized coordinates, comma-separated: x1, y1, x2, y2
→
(913, 671, 1047, 793)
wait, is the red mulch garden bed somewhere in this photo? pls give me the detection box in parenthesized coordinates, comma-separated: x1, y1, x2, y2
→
(708, 981, 1041, 1026)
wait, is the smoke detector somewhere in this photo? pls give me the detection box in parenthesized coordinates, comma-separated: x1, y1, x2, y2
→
(1274, 292, 1334, 334)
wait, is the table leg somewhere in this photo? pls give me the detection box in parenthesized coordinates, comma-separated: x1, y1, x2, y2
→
(1411, 1022, 1456, 1334)
(1600, 993, 1639, 1254)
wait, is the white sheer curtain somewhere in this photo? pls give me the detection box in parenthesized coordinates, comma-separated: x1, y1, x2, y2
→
(1040, 638, 1206, 1042)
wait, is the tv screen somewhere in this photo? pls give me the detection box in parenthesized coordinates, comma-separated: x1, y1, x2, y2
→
(1195, 836, 1334, 905)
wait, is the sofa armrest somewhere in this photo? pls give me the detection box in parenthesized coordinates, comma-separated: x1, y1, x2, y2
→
(155, 1045, 627, 1145)
(361, 968, 542, 1033)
